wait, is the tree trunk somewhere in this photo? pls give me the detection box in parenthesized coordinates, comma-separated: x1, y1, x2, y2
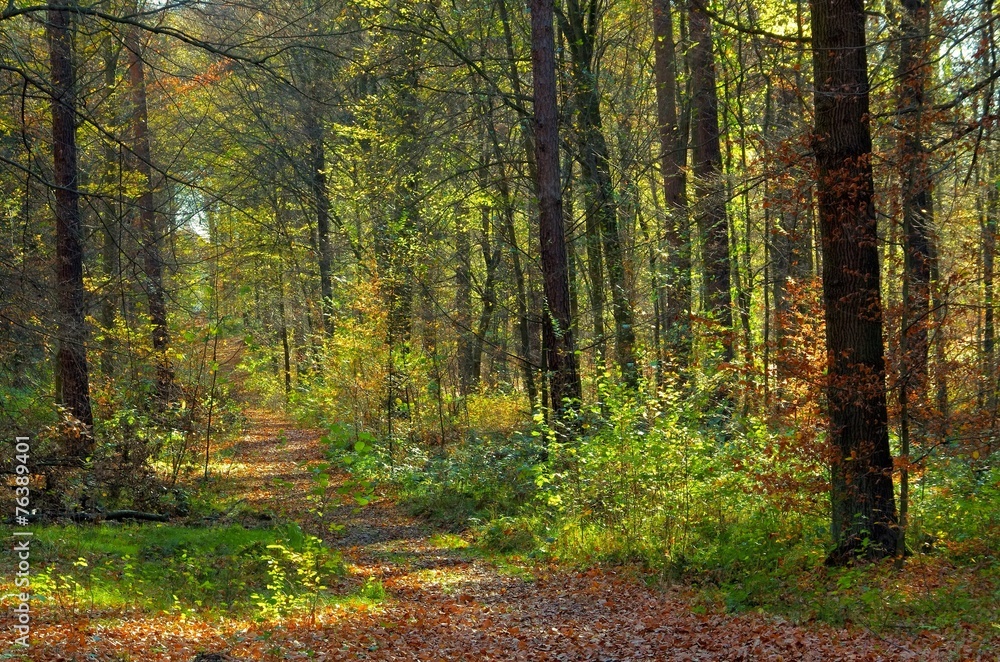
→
(727, 49, 754, 378)
(99, 40, 121, 379)
(126, 25, 173, 402)
(278, 264, 293, 400)
(561, 0, 639, 389)
(306, 111, 335, 335)
(493, 4, 540, 407)
(897, 0, 934, 433)
(48, 0, 94, 445)
(810, 0, 897, 563)
(378, 41, 422, 434)
(499, 165, 538, 408)
(473, 206, 500, 387)
(896, 0, 934, 556)
(455, 207, 475, 395)
(985, 163, 997, 416)
(688, 0, 732, 361)
(532, 0, 582, 417)
(653, 0, 692, 384)
(583, 151, 607, 372)
(930, 225, 948, 436)
(376, 46, 420, 350)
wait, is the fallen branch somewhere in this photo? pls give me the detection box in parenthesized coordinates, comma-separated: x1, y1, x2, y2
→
(16, 510, 169, 524)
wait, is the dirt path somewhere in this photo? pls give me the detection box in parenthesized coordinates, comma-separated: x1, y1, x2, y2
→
(2, 414, 975, 660)
(215, 415, 966, 662)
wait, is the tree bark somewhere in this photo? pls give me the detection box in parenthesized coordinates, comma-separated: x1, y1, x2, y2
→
(455, 207, 475, 395)
(898, 0, 934, 429)
(48, 0, 94, 445)
(126, 25, 173, 402)
(810, 0, 897, 562)
(896, 0, 935, 556)
(307, 112, 335, 336)
(653, 0, 692, 384)
(985, 163, 997, 415)
(532, 0, 582, 417)
(561, 0, 639, 388)
(99, 39, 122, 379)
(688, 0, 732, 361)
(473, 205, 500, 387)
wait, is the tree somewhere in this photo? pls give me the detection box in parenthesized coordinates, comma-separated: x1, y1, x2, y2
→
(293, 41, 336, 336)
(811, 0, 897, 562)
(560, 0, 639, 388)
(652, 0, 691, 384)
(895, 0, 935, 556)
(126, 22, 173, 402)
(689, 0, 732, 362)
(49, 0, 94, 448)
(985, 157, 997, 418)
(532, 0, 582, 417)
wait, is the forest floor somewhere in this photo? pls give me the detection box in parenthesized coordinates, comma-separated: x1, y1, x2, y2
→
(0, 412, 986, 661)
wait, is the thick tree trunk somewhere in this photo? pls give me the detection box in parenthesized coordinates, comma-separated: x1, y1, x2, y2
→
(126, 26, 173, 402)
(48, 0, 94, 445)
(688, 0, 732, 361)
(653, 0, 692, 384)
(810, 0, 897, 563)
(531, 0, 582, 417)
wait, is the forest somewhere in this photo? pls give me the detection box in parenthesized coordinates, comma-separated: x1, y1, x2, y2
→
(0, 0, 998, 657)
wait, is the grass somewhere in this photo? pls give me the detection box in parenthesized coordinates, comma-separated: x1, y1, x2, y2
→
(691, 543, 999, 649)
(428, 533, 469, 550)
(0, 521, 374, 619)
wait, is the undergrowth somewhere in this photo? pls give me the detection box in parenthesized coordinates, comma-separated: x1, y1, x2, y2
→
(313, 378, 1000, 648)
(0, 522, 379, 621)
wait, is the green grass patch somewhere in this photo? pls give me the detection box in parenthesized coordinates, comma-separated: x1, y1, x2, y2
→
(357, 576, 386, 602)
(0, 521, 348, 619)
(428, 533, 470, 550)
